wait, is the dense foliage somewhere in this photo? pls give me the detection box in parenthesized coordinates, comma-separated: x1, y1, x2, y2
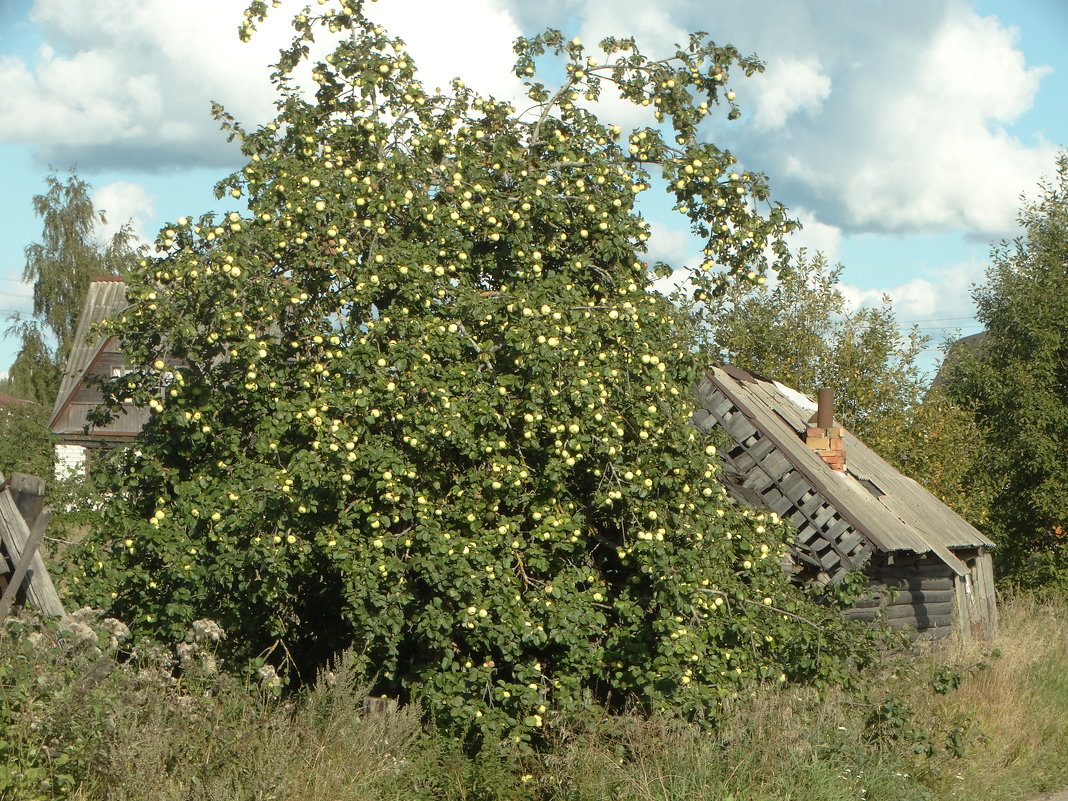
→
(0, 399, 55, 480)
(69, 0, 876, 740)
(942, 156, 1068, 592)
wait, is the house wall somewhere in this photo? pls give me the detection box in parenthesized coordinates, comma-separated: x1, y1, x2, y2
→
(951, 547, 998, 640)
(694, 382, 991, 642)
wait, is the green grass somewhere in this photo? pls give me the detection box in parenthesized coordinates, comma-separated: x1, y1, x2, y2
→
(2, 596, 1066, 801)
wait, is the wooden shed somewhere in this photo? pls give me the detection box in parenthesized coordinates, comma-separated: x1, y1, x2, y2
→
(48, 277, 149, 477)
(694, 365, 997, 641)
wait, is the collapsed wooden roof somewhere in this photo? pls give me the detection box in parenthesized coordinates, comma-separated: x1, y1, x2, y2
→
(48, 277, 149, 441)
(694, 365, 994, 581)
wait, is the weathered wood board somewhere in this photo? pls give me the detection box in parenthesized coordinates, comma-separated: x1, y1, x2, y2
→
(0, 471, 65, 618)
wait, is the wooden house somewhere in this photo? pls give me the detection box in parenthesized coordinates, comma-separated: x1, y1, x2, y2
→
(48, 277, 149, 477)
(694, 365, 997, 641)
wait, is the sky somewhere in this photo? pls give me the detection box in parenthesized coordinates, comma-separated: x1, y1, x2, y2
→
(0, 0, 1065, 379)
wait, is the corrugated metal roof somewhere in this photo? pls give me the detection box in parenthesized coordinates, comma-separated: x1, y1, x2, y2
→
(48, 279, 130, 434)
(702, 366, 993, 569)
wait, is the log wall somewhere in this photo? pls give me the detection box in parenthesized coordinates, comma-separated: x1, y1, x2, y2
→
(844, 552, 958, 640)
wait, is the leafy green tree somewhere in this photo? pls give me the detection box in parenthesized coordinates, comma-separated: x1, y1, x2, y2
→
(700, 252, 990, 518)
(702, 252, 927, 452)
(4, 169, 141, 405)
(69, 1, 876, 741)
(943, 156, 1068, 592)
(0, 329, 59, 408)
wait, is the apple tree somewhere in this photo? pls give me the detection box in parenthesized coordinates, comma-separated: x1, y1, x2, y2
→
(69, 0, 876, 739)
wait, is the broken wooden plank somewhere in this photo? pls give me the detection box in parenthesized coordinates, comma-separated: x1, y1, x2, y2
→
(0, 508, 53, 621)
(8, 472, 46, 528)
(0, 472, 64, 617)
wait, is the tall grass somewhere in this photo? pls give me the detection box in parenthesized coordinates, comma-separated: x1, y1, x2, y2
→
(2, 595, 1066, 801)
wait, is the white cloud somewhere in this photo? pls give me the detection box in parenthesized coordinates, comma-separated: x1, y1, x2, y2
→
(0, 0, 527, 170)
(366, 0, 525, 103)
(645, 220, 695, 267)
(725, 0, 1056, 238)
(554, 0, 1055, 240)
(0, 0, 289, 168)
(840, 259, 985, 323)
(645, 221, 702, 295)
(784, 207, 843, 264)
(93, 181, 155, 245)
(1, 0, 1055, 247)
(748, 57, 831, 131)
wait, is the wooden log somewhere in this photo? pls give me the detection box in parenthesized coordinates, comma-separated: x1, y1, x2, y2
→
(877, 576, 954, 592)
(759, 485, 786, 507)
(741, 466, 774, 491)
(780, 471, 811, 501)
(745, 436, 776, 463)
(799, 493, 827, 518)
(724, 418, 757, 442)
(886, 601, 954, 621)
(730, 452, 756, 474)
(691, 408, 714, 432)
(838, 532, 864, 554)
(793, 550, 822, 568)
(812, 505, 837, 530)
(818, 547, 841, 571)
(707, 394, 735, 418)
(854, 589, 954, 608)
(908, 561, 956, 577)
(823, 518, 853, 543)
(8, 473, 46, 528)
(842, 608, 878, 622)
(887, 614, 955, 631)
(759, 451, 793, 481)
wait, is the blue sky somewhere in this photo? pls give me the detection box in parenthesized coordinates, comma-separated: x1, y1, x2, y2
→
(0, 0, 1065, 378)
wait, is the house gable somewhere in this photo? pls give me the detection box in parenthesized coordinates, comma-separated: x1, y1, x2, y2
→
(48, 278, 147, 443)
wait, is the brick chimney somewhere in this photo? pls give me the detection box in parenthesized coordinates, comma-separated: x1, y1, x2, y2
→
(805, 388, 846, 472)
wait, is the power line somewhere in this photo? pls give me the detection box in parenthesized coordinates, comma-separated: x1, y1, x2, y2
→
(913, 326, 984, 335)
(899, 315, 978, 324)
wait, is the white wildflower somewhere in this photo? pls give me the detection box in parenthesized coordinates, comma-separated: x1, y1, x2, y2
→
(190, 619, 225, 643)
(258, 663, 282, 689)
